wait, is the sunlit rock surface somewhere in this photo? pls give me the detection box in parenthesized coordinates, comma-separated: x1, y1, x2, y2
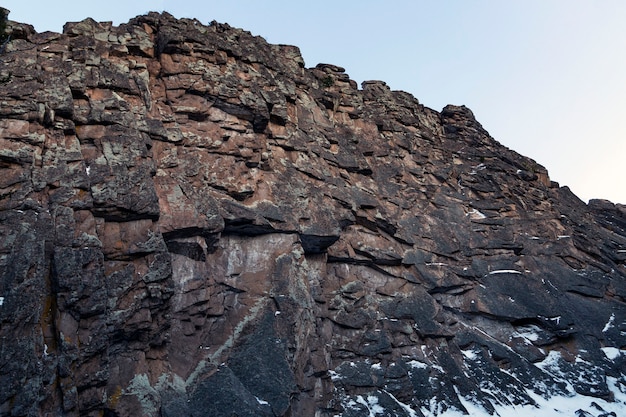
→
(0, 11, 625, 417)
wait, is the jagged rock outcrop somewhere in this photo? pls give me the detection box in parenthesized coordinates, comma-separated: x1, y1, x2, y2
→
(1, 11, 625, 417)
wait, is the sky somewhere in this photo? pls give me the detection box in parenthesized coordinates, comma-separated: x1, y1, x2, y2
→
(3, 1, 625, 204)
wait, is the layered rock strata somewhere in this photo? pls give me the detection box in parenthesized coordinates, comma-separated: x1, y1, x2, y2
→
(0, 12, 625, 417)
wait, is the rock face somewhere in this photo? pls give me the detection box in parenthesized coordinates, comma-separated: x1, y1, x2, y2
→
(0, 11, 625, 417)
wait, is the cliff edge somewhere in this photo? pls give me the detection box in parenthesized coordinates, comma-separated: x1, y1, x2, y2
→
(1, 12, 625, 417)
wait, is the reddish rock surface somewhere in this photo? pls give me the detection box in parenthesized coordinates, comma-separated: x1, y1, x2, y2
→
(0, 11, 625, 417)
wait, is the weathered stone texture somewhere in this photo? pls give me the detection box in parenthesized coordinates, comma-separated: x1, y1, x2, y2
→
(0, 11, 625, 417)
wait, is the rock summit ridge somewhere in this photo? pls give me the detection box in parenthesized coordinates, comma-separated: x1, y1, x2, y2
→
(0, 11, 625, 417)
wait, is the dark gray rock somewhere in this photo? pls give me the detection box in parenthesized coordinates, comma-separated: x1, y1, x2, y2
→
(189, 366, 273, 417)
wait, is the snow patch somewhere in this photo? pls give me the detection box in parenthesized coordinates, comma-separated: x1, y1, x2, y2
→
(512, 325, 540, 342)
(349, 395, 384, 416)
(466, 208, 487, 219)
(574, 355, 591, 365)
(384, 390, 421, 417)
(601, 347, 621, 361)
(461, 348, 479, 361)
(453, 386, 489, 416)
(0, 296, 4, 306)
(407, 360, 428, 369)
(535, 351, 566, 378)
(431, 364, 626, 417)
(488, 269, 522, 275)
(401, 350, 624, 416)
(255, 397, 269, 405)
(603, 313, 615, 332)
(430, 364, 445, 373)
(469, 163, 487, 175)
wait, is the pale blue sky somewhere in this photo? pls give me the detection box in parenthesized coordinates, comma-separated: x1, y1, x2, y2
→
(4, 1, 625, 204)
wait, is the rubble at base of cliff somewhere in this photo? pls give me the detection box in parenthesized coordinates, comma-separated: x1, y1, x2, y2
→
(0, 10, 625, 417)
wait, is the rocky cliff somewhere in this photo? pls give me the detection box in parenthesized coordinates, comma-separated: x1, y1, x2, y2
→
(1, 11, 625, 417)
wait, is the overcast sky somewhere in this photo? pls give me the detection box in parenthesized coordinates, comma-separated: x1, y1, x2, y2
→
(4, 1, 625, 204)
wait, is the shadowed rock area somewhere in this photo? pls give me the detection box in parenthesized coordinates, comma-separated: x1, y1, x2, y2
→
(0, 11, 625, 417)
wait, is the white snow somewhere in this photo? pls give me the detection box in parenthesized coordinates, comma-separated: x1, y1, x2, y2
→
(488, 269, 522, 275)
(407, 360, 428, 369)
(512, 325, 540, 343)
(601, 347, 621, 361)
(255, 397, 269, 405)
(466, 208, 487, 219)
(419, 357, 626, 417)
(469, 163, 487, 175)
(430, 364, 445, 373)
(86, 165, 91, 175)
(407, 359, 445, 374)
(557, 235, 571, 240)
(574, 355, 591, 365)
(0, 296, 4, 306)
(384, 390, 421, 417)
(335, 347, 626, 417)
(603, 313, 615, 332)
(461, 348, 479, 361)
(371, 363, 382, 370)
(350, 395, 384, 416)
(390, 350, 626, 417)
(422, 398, 450, 417)
(543, 279, 559, 291)
(523, 232, 541, 240)
(415, 376, 624, 417)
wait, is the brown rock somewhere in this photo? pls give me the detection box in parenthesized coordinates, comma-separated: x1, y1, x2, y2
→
(0, 11, 624, 417)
